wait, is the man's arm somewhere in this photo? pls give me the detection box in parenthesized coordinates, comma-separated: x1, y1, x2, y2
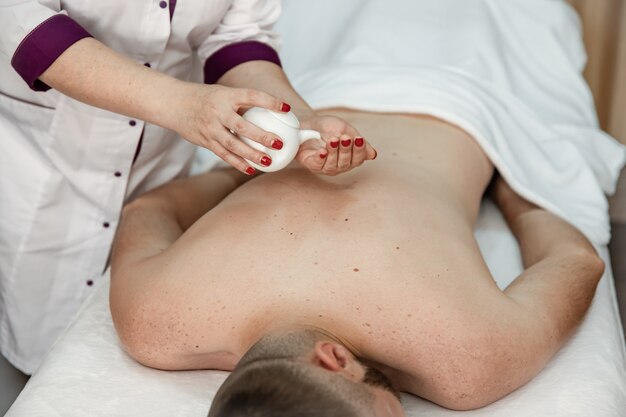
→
(110, 168, 249, 276)
(109, 168, 251, 370)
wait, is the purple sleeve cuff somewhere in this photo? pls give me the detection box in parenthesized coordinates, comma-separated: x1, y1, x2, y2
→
(11, 14, 92, 92)
(204, 41, 282, 84)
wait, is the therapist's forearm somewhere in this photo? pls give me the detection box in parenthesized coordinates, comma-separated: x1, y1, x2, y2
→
(39, 37, 184, 131)
(217, 60, 316, 121)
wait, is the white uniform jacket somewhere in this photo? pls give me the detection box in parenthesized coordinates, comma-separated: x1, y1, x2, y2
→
(0, 0, 281, 373)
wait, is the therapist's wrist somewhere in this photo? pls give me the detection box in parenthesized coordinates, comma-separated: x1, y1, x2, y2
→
(160, 80, 209, 138)
(147, 78, 197, 135)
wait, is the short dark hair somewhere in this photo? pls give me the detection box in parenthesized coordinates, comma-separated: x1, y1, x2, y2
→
(208, 360, 368, 417)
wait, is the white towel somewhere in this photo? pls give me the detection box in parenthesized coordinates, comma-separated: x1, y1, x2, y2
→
(275, 0, 626, 245)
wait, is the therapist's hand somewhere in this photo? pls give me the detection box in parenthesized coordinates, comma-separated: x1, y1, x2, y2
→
(296, 115, 377, 176)
(37, 38, 289, 175)
(173, 83, 291, 175)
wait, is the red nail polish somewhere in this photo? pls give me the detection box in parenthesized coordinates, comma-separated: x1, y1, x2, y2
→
(320, 153, 328, 159)
(341, 139, 352, 147)
(272, 139, 284, 150)
(281, 103, 291, 112)
(330, 141, 339, 149)
(246, 167, 255, 175)
(260, 156, 272, 166)
(355, 137, 364, 147)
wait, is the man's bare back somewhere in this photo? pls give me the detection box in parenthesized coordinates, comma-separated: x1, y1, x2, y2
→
(110, 111, 603, 411)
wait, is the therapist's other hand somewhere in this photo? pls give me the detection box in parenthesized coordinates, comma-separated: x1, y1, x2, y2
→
(296, 115, 377, 176)
(175, 83, 290, 175)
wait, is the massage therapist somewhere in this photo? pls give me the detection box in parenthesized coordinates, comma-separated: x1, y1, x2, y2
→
(0, 0, 375, 374)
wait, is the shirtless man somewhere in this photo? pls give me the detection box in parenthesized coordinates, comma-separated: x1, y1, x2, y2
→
(110, 111, 604, 416)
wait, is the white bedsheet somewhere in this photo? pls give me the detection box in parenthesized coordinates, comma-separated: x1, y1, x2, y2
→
(7, 200, 626, 417)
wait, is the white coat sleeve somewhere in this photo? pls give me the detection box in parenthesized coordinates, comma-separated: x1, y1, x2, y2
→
(195, 0, 282, 84)
(0, 1, 91, 91)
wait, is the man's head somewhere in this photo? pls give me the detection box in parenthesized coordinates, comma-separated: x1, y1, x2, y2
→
(208, 330, 404, 417)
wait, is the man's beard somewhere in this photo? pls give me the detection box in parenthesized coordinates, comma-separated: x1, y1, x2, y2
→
(363, 366, 401, 400)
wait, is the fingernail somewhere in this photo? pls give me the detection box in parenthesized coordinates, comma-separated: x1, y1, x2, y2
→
(281, 103, 291, 112)
(355, 137, 364, 147)
(330, 141, 339, 149)
(373, 150, 378, 160)
(320, 153, 328, 159)
(260, 156, 272, 166)
(341, 139, 352, 147)
(246, 167, 256, 175)
(271, 139, 284, 150)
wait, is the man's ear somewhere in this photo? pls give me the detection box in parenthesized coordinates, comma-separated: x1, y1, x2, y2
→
(312, 341, 354, 372)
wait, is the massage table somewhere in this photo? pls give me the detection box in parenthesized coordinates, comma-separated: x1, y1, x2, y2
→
(7, 0, 626, 415)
